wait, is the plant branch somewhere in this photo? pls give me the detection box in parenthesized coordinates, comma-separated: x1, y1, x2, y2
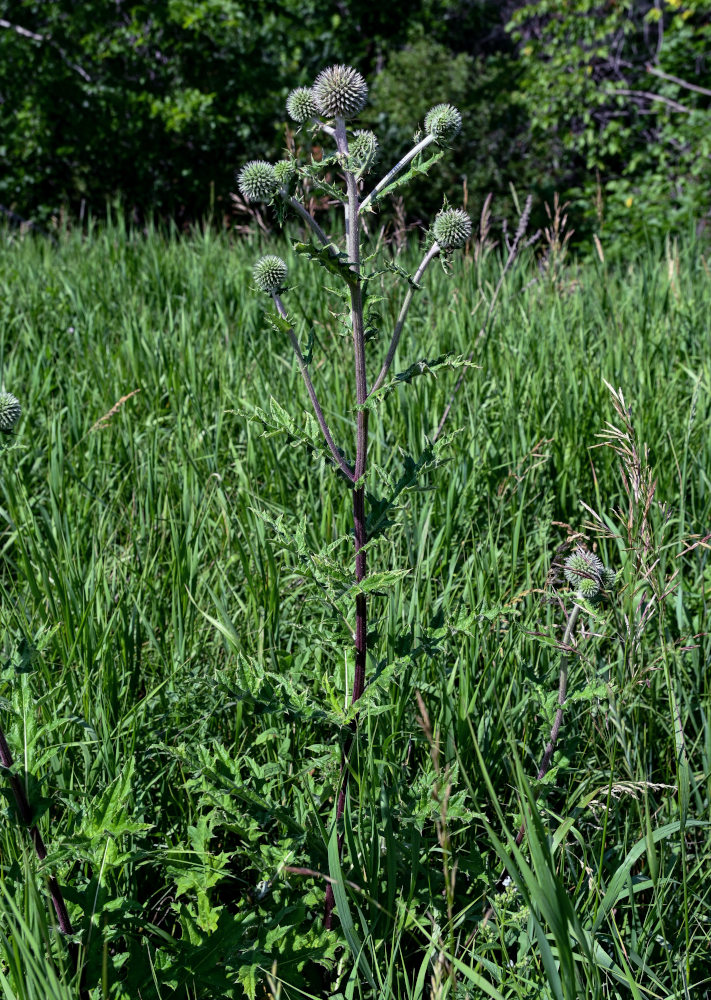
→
(360, 134, 436, 215)
(272, 292, 355, 482)
(434, 195, 533, 441)
(279, 189, 335, 251)
(612, 87, 693, 114)
(0, 17, 92, 82)
(645, 63, 711, 98)
(370, 242, 441, 395)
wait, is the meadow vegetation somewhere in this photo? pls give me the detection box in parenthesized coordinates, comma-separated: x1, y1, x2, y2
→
(0, 221, 709, 997)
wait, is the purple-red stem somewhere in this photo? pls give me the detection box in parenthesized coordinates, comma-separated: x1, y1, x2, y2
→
(324, 120, 369, 929)
(0, 726, 74, 935)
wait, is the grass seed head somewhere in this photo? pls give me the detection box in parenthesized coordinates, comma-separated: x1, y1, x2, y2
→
(0, 392, 21, 433)
(312, 65, 368, 119)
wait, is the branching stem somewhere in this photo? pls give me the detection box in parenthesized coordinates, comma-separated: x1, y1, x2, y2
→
(272, 293, 354, 482)
(360, 134, 435, 215)
(370, 242, 441, 395)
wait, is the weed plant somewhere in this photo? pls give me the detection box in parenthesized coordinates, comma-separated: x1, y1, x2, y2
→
(0, 221, 709, 998)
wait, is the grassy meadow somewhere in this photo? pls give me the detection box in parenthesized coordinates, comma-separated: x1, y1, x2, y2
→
(0, 222, 709, 999)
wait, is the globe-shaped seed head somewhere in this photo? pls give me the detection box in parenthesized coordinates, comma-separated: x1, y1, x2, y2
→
(286, 87, 318, 123)
(237, 160, 277, 203)
(432, 208, 472, 250)
(424, 103, 462, 143)
(564, 547, 606, 600)
(312, 64, 368, 119)
(0, 392, 21, 433)
(350, 130, 379, 173)
(253, 255, 288, 294)
(273, 159, 296, 185)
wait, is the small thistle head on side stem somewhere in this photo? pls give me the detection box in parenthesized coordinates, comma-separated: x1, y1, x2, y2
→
(286, 87, 318, 123)
(564, 545, 616, 602)
(424, 103, 462, 144)
(237, 160, 278, 203)
(432, 208, 472, 250)
(0, 392, 21, 434)
(253, 255, 288, 294)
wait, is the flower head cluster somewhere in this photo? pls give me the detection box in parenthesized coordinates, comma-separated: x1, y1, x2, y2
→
(424, 104, 462, 144)
(312, 64, 368, 119)
(237, 160, 277, 203)
(564, 546, 616, 602)
(253, 255, 288, 294)
(433, 208, 472, 250)
(0, 392, 21, 433)
(286, 87, 318, 124)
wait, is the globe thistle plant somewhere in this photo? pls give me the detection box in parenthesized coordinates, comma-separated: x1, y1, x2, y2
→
(565, 545, 616, 602)
(424, 103, 462, 144)
(236, 63, 470, 932)
(253, 255, 288, 294)
(286, 86, 318, 123)
(0, 392, 21, 433)
(312, 64, 368, 119)
(433, 208, 472, 250)
(237, 160, 278, 203)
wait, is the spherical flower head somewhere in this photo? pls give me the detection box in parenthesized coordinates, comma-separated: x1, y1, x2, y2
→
(432, 208, 472, 250)
(350, 129, 379, 174)
(253, 255, 288, 294)
(312, 64, 368, 120)
(424, 103, 462, 144)
(273, 159, 296, 186)
(0, 392, 21, 433)
(237, 160, 277, 203)
(564, 546, 611, 601)
(286, 87, 318, 123)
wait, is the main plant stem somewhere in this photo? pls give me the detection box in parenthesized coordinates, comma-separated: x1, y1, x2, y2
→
(324, 119, 369, 929)
(0, 725, 74, 935)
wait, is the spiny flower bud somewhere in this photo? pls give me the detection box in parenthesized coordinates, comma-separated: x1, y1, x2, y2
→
(312, 64, 368, 120)
(253, 255, 288, 294)
(237, 160, 277, 203)
(350, 130, 379, 174)
(0, 392, 21, 433)
(432, 208, 472, 250)
(274, 159, 296, 186)
(564, 546, 614, 602)
(286, 87, 318, 123)
(424, 103, 462, 144)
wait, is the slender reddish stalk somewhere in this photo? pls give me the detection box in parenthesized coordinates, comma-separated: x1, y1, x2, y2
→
(323, 118, 370, 929)
(0, 726, 74, 935)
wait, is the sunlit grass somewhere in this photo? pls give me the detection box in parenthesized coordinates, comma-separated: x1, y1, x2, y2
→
(0, 223, 709, 998)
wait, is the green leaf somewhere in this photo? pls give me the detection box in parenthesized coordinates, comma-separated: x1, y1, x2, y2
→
(293, 240, 356, 284)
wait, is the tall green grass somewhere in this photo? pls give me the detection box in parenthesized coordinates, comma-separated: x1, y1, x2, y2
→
(0, 223, 709, 998)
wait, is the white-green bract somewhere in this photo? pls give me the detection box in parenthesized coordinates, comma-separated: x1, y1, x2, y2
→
(0, 392, 21, 432)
